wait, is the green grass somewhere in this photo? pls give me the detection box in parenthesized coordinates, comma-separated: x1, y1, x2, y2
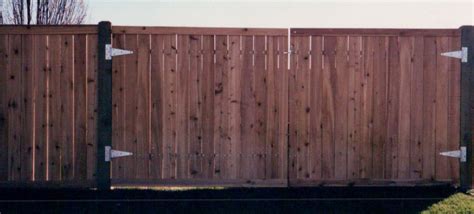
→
(421, 193, 474, 213)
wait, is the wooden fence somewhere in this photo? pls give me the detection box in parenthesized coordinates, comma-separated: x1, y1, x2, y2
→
(289, 29, 461, 185)
(0, 26, 98, 187)
(0, 24, 472, 189)
(110, 27, 289, 186)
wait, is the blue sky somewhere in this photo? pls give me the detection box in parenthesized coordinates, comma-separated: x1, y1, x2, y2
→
(87, 0, 473, 28)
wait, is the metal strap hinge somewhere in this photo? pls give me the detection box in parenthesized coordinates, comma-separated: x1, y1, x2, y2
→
(105, 44, 133, 60)
(439, 146, 466, 162)
(441, 47, 468, 63)
(105, 146, 133, 162)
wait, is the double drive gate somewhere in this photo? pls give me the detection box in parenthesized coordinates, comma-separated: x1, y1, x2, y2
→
(0, 22, 472, 190)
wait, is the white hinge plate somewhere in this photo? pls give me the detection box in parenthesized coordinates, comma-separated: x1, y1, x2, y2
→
(105, 146, 133, 162)
(441, 47, 468, 63)
(439, 146, 467, 162)
(105, 44, 133, 60)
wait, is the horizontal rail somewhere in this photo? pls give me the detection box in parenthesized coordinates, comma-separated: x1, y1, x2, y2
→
(112, 26, 288, 36)
(111, 179, 288, 188)
(291, 28, 460, 37)
(0, 181, 97, 189)
(290, 179, 455, 187)
(0, 25, 98, 34)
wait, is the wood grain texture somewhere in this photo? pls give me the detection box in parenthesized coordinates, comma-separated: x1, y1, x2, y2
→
(0, 26, 461, 187)
(291, 28, 460, 37)
(33, 35, 48, 181)
(0, 35, 9, 181)
(435, 37, 450, 180)
(0, 26, 97, 35)
(150, 34, 164, 179)
(86, 35, 98, 181)
(111, 34, 125, 179)
(60, 35, 74, 180)
(8, 34, 23, 181)
(111, 31, 289, 185)
(289, 32, 461, 185)
(112, 26, 287, 36)
(0, 29, 98, 186)
(73, 35, 87, 180)
(422, 37, 437, 180)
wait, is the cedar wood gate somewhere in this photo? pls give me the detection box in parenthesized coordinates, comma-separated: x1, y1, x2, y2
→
(0, 22, 472, 190)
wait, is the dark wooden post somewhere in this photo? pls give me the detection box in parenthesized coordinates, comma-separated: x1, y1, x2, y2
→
(460, 26, 473, 191)
(97, 21, 112, 190)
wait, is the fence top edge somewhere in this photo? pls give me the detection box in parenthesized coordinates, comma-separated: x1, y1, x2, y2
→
(111, 26, 288, 36)
(291, 28, 461, 37)
(0, 25, 98, 35)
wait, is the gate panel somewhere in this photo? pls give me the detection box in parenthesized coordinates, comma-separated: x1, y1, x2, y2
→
(111, 27, 289, 186)
(289, 29, 461, 186)
(0, 26, 98, 187)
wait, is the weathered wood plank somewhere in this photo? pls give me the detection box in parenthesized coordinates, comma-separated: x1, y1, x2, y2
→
(240, 36, 255, 179)
(334, 36, 348, 180)
(360, 37, 374, 179)
(0, 26, 97, 35)
(33, 35, 48, 181)
(112, 27, 287, 36)
(123, 34, 139, 179)
(86, 35, 98, 180)
(385, 37, 400, 179)
(288, 36, 298, 183)
(265, 36, 275, 179)
(162, 35, 177, 179)
(409, 36, 424, 179)
(422, 37, 437, 180)
(176, 35, 190, 179)
(447, 36, 460, 181)
(371, 36, 388, 179)
(435, 37, 450, 180)
(295, 36, 310, 180)
(150, 34, 164, 179)
(321, 36, 337, 179)
(398, 36, 413, 179)
(266, 36, 289, 180)
(201, 35, 215, 178)
(0, 35, 9, 181)
(48, 35, 62, 181)
(136, 34, 151, 179)
(21, 35, 35, 181)
(347, 36, 362, 179)
(73, 35, 88, 180)
(7, 35, 23, 181)
(228, 35, 242, 179)
(309, 36, 323, 180)
(278, 36, 289, 182)
(111, 34, 125, 179)
(254, 36, 267, 179)
(291, 28, 460, 37)
(59, 35, 74, 180)
(213, 35, 228, 179)
(188, 34, 202, 178)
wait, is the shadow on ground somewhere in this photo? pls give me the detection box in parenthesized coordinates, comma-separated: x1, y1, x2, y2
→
(0, 185, 458, 213)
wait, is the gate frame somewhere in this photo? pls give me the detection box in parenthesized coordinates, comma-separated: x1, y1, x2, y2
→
(95, 22, 472, 190)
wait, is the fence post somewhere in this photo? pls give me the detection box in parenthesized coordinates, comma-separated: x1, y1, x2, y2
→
(97, 21, 112, 190)
(460, 26, 473, 191)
